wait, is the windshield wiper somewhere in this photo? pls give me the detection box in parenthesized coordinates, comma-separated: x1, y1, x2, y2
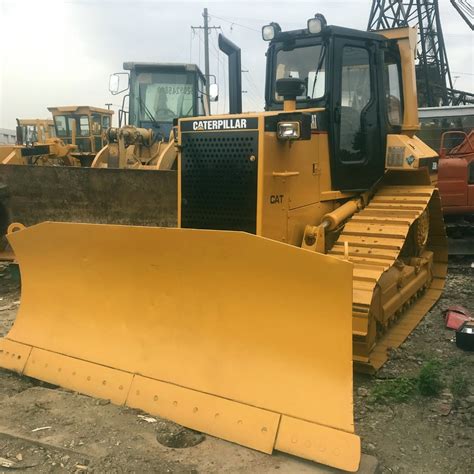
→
(310, 45, 326, 99)
(138, 95, 161, 130)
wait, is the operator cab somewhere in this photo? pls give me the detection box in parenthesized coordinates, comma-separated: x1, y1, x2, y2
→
(112, 63, 208, 140)
(48, 106, 113, 165)
(16, 119, 55, 146)
(263, 15, 405, 190)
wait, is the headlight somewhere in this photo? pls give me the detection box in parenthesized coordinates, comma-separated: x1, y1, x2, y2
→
(277, 122, 301, 140)
(262, 22, 281, 41)
(307, 14, 327, 34)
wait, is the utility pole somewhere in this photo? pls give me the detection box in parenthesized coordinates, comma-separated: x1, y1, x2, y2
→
(105, 103, 112, 110)
(191, 9, 220, 110)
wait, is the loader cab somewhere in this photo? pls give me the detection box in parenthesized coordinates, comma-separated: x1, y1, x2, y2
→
(264, 20, 405, 190)
(48, 106, 114, 165)
(123, 63, 208, 140)
(16, 119, 55, 146)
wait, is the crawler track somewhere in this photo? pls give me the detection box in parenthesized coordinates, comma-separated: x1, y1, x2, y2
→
(330, 180, 448, 373)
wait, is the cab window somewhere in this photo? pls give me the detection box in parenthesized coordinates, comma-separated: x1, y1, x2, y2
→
(91, 114, 102, 135)
(79, 116, 90, 137)
(274, 44, 326, 102)
(135, 71, 196, 122)
(339, 46, 371, 163)
(197, 76, 206, 116)
(102, 115, 111, 129)
(55, 116, 68, 137)
(384, 52, 403, 126)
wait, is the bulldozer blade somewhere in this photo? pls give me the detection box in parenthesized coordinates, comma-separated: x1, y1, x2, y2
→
(0, 164, 177, 231)
(0, 222, 360, 471)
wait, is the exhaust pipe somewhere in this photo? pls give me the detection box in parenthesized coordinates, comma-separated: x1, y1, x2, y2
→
(15, 119, 23, 146)
(218, 34, 242, 114)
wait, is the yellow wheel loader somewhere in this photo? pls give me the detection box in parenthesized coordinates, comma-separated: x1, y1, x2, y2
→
(92, 62, 212, 170)
(0, 117, 76, 166)
(0, 62, 208, 256)
(48, 106, 114, 167)
(16, 118, 56, 144)
(0, 38, 236, 258)
(0, 107, 114, 167)
(0, 108, 114, 258)
(0, 17, 447, 472)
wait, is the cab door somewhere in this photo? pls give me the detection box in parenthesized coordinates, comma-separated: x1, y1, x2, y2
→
(438, 156, 468, 208)
(91, 114, 103, 152)
(329, 38, 385, 190)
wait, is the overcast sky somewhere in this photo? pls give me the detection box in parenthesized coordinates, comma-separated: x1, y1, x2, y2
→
(0, 0, 472, 128)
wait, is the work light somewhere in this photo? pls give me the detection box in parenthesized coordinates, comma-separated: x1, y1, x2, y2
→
(277, 122, 301, 140)
(307, 14, 327, 34)
(262, 22, 281, 41)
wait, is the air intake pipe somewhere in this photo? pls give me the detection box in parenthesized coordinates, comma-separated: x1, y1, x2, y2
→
(15, 119, 23, 146)
(218, 34, 242, 114)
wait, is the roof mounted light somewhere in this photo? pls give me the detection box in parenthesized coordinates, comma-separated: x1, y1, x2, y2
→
(307, 13, 327, 34)
(262, 22, 281, 41)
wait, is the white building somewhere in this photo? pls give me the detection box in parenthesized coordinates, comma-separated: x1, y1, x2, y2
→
(0, 128, 16, 145)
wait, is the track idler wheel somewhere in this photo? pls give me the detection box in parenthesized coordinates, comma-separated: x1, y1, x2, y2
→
(412, 210, 430, 254)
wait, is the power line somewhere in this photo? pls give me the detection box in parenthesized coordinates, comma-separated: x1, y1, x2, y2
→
(244, 69, 262, 96)
(242, 79, 261, 106)
(208, 14, 260, 33)
(193, 19, 262, 113)
(195, 27, 227, 113)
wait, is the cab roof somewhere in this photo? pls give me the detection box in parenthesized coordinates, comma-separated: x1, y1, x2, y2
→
(269, 24, 388, 44)
(47, 106, 113, 115)
(122, 62, 206, 83)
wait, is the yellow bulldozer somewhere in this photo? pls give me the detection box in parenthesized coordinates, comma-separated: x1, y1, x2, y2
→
(0, 17, 446, 472)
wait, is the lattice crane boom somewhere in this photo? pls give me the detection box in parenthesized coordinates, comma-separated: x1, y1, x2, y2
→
(368, 0, 473, 106)
(451, 0, 474, 30)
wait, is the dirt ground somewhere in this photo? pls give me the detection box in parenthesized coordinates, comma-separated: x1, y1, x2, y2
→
(0, 259, 473, 473)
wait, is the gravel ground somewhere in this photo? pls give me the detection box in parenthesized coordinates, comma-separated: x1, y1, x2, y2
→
(355, 258, 474, 473)
(0, 259, 472, 473)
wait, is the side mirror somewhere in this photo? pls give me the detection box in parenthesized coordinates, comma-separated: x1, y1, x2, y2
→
(209, 83, 219, 102)
(109, 73, 129, 95)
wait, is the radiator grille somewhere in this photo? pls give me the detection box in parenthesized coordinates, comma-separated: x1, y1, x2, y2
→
(181, 132, 258, 233)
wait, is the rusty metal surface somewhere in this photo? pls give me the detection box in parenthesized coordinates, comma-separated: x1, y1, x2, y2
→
(0, 165, 177, 229)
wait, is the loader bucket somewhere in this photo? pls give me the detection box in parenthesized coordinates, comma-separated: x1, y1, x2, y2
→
(0, 164, 177, 227)
(0, 222, 360, 471)
(0, 165, 177, 261)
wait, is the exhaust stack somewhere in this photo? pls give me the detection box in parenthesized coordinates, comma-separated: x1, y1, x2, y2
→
(218, 34, 242, 114)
